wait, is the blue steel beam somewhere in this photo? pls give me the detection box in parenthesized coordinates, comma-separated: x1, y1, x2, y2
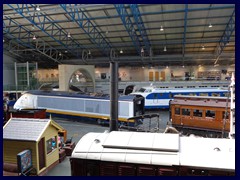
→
(60, 4, 112, 57)
(6, 4, 85, 58)
(16, 24, 234, 44)
(52, 37, 235, 50)
(6, 5, 234, 22)
(130, 4, 151, 56)
(114, 4, 142, 56)
(8, 22, 234, 45)
(7, 14, 234, 29)
(214, 9, 235, 64)
(182, 4, 188, 58)
(8, 21, 234, 37)
(3, 16, 64, 63)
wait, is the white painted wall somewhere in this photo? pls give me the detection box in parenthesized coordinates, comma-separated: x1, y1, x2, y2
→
(37, 69, 59, 82)
(37, 65, 235, 84)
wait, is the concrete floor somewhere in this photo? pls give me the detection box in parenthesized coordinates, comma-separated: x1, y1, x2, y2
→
(45, 109, 170, 176)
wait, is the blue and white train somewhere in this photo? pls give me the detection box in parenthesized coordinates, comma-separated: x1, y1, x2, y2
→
(13, 90, 145, 126)
(131, 86, 229, 109)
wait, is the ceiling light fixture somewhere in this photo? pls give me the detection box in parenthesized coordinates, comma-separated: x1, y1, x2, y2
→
(88, 50, 91, 55)
(166, 66, 169, 69)
(3, 39, 5, 43)
(33, 35, 36, 40)
(67, 32, 71, 38)
(160, 25, 164, 31)
(36, 5, 40, 11)
(141, 47, 144, 53)
(163, 46, 167, 52)
(208, 23, 212, 28)
(59, 53, 62, 56)
(120, 49, 123, 54)
(201, 46, 205, 50)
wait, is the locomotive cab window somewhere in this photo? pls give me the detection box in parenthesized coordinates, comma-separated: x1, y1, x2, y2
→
(138, 88, 146, 93)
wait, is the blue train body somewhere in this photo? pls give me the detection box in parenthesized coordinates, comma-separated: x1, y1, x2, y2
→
(131, 87, 228, 109)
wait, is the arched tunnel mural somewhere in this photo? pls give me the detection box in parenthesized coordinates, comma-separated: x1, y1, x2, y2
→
(68, 68, 94, 93)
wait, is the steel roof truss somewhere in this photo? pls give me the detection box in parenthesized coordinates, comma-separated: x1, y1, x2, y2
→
(182, 4, 188, 59)
(6, 4, 84, 58)
(60, 4, 112, 57)
(4, 16, 63, 63)
(214, 9, 235, 64)
(114, 4, 142, 56)
(130, 4, 151, 56)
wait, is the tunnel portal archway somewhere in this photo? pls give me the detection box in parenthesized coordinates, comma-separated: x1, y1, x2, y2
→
(68, 68, 94, 93)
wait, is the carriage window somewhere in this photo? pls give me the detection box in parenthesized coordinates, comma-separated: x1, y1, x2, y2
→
(182, 108, 190, 116)
(206, 110, 215, 118)
(223, 92, 230, 97)
(222, 111, 229, 120)
(159, 93, 163, 96)
(175, 108, 180, 115)
(169, 93, 172, 98)
(189, 93, 196, 96)
(193, 109, 203, 117)
(200, 93, 208, 96)
(211, 93, 220, 97)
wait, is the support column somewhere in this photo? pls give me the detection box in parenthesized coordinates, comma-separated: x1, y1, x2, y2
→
(110, 61, 118, 131)
(26, 61, 30, 87)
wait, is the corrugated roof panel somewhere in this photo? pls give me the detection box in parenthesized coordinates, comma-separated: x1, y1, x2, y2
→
(3, 118, 50, 141)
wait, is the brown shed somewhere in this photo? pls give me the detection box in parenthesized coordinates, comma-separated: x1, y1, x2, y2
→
(3, 118, 64, 176)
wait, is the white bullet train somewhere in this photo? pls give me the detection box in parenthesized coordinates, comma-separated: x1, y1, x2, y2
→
(13, 90, 145, 126)
(131, 87, 229, 109)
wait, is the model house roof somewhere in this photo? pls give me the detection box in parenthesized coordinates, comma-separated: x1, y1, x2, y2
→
(3, 118, 62, 142)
